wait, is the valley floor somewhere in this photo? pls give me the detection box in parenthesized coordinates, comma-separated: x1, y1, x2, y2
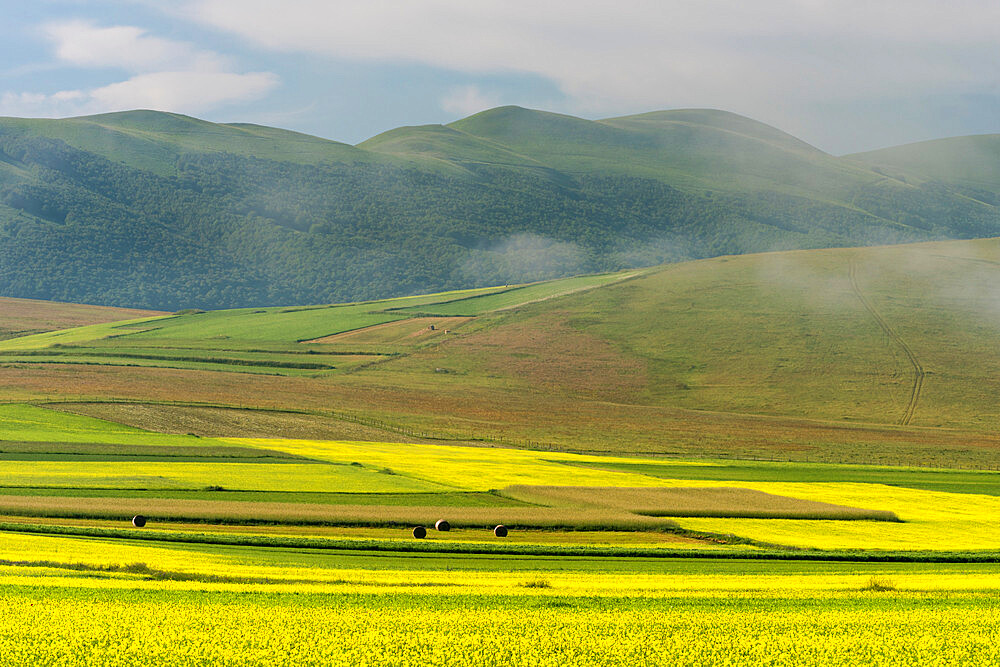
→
(0, 402, 996, 663)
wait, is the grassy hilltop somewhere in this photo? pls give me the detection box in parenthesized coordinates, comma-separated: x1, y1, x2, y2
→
(1, 106, 999, 309)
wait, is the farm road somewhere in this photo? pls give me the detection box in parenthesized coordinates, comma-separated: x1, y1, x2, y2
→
(848, 260, 925, 426)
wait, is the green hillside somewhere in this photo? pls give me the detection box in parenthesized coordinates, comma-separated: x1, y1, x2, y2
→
(1, 106, 999, 310)
(849, 134, 1000, 199)
(446, 106, 846, 192)
(359, 123, 547, 171)
(0, 111, 367, 174)
(5, 238, 1000, 467)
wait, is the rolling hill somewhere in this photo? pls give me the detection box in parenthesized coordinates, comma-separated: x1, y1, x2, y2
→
(849, 134, 1000, 201)
(5, 237, 1000, 468)
(1, 106, 998, 310)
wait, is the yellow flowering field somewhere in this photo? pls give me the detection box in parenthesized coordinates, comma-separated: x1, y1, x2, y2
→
(4, 586, 1000, 666)
(670, 482, 1000, 551)
(0, 459, 444, 493)
(217, 438, 1000, 550)
(2, 529, 1000, 667)
(2, 518, 1000, 665)
(224, 437, 708, 489)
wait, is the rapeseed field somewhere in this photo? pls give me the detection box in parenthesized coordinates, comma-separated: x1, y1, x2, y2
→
(0, 536, 999, 667)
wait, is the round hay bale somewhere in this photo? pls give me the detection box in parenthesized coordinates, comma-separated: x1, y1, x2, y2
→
(435, 519, 451, 532)
(493, 524, 508, 538)
(132, 515, 147, 528)
(412, 526, 427, 539)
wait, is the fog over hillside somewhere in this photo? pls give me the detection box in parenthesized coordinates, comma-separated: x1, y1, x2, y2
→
(0, 106, 998, 309)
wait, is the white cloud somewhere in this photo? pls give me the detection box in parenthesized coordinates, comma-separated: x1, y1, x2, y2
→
(0, 91, 87, 118)
(0, 21, 278, 119)
(176, 0, 1000, 121)
(0, 71, 278, 118)
(440, 85, 500, 116)
(43, 20, 228, 73)
(90, 70, 278, 113)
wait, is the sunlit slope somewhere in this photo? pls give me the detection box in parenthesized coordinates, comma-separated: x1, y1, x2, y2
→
(0, 272, 633, 374)
(370, 238, 1000, 431)
(358, 123, 549, 172)
(0, 296, 163, 341)
(0, 111, 369, 175)
(446, 107, 867, 195)
(369, 106, 900, 200)
(7, 240, 1000, 459)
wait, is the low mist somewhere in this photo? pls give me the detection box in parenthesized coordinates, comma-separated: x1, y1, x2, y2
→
(454, 233, 590, 286)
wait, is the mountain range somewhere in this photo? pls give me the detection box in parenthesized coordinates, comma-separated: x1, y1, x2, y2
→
(0, 106, 997, 309)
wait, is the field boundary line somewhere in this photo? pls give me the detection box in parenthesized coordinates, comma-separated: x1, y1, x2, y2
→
(848, 259, 925, 426)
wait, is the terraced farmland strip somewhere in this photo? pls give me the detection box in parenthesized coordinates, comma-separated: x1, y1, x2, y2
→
(0, 489, 524, 506)
(0, 441, 307, 460)
(0, 459, 447, 493)
(0, 316, 170, 351)
(0, 496, 681, 530)
(47, 403, 432, 443)
(0, 355, 356, 376)
(501, 485, 900, 521)
(0, 349, 339, 369)
(562, 460, 1000, 495)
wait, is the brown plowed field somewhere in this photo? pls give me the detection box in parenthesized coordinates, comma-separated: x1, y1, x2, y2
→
(0, 297, 163, 341)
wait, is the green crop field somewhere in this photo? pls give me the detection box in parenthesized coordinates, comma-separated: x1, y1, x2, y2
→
(392, 272, 639, 316)
(0, 272, 633, 382)
(0, 404, 235, 448)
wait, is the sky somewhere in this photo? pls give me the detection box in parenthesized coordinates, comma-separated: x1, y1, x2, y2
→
(1, 0, 998, 154)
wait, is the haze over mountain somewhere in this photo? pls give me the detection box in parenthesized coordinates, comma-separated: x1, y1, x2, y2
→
(0, 105, 998, 310)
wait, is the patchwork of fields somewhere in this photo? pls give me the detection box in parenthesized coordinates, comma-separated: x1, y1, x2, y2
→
(0, 405, 998, 665)
(2, 402, 1000, 553)
(5, 242, 1000, 662)
(0, 273, 628, 378)
(8, 240, 1000, 468)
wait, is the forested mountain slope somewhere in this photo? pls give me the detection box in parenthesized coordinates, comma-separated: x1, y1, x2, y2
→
(0, 107, 997, 309)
